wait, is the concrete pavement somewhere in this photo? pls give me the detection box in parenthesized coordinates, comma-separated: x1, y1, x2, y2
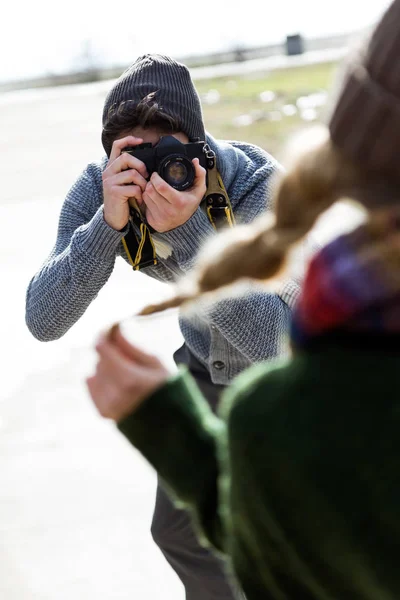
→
(0, 87, 184, 600)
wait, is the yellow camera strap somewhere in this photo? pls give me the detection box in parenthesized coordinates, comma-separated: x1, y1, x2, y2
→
(202, 146, 236, 230)
(122, 147, 235, 271)
(121, 199, 157, 271)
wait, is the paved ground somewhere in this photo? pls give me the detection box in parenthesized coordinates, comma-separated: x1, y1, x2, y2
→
(0, 87, 185, 600)
(0, 79, 362, 599)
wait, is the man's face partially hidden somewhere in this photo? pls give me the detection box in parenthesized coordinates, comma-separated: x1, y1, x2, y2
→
(121, 126, 189, 148)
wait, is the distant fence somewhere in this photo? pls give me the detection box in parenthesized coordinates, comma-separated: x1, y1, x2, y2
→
(0, 31, 365, 94)
(181, 31, 356, 66)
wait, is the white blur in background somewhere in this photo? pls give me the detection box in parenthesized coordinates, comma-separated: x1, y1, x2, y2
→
(0, 0, 392, 83)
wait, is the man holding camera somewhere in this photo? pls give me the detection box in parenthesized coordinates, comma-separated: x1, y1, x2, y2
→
(26, 54, 307, 600)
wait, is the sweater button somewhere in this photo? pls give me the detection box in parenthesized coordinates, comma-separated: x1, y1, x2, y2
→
(213, 360, 225, 370)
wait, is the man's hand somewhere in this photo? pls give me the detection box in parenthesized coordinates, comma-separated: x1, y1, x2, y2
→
(102, 136, 149, 231)
(143, 158, 207, 232)
(86, 325, 170, 422)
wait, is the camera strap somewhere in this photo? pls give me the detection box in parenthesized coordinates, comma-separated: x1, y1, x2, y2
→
(121, 146, 235, 271)
(202, 145, 235, 230)
(121, 199, 158, 271)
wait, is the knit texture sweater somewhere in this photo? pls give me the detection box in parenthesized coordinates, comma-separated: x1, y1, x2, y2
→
(25, 134, 307, 384)
(118, 334, 400, 600)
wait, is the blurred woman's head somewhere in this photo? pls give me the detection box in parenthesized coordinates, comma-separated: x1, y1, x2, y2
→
(139, 0, 400, 318)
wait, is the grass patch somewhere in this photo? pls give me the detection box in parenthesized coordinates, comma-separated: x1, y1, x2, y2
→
(197, 60, 339, 158)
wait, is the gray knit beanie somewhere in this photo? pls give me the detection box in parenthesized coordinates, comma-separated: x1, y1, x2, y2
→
(101, 54, 206, 153)
(329, 0, 400, 181)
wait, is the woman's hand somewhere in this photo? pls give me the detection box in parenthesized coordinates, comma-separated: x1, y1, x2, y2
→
(86, 325, 170, 421)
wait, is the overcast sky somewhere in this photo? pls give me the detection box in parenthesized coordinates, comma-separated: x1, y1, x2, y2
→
(2, 0, 393, 82)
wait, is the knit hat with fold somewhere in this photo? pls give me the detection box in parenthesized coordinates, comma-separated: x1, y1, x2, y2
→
(101, 53, 206, 154)
(329, 0, 400, 182)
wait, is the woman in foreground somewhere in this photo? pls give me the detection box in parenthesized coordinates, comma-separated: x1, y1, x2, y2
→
(87, 2, 400, 598)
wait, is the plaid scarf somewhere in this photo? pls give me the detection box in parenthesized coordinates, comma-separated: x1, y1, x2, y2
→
(291, 208, 400, 348)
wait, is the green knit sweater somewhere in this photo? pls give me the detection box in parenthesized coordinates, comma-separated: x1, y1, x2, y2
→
(118, 337, 400, 600)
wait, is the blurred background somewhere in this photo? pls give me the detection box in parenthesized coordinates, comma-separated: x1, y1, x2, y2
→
(1, 1, 389, 598)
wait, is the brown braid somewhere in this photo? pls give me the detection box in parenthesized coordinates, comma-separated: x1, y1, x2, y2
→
(138, 136, 366, 317)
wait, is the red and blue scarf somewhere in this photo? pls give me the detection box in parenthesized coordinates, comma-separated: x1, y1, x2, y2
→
(291, 208, 400, 348)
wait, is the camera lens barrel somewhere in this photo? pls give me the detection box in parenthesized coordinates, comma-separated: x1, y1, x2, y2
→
(158, 154, 195, 191)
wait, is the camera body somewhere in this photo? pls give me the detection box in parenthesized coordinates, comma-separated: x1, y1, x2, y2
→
(122, 135, 208, 191)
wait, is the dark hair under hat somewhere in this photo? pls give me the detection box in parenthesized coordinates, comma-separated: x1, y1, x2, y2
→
(101, 54, 206, 149)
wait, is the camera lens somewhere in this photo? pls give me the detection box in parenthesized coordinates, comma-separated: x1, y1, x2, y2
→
(166, 161, 187, 185)
(159, 155, 195, 191)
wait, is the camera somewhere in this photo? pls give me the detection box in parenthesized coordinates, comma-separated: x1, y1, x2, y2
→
(122, 135, 208, 191)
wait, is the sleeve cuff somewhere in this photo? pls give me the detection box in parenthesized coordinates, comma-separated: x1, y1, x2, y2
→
(160, 208, 216, 268)
(74, 206, 128, 261)
(117, 368, 224, 503)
